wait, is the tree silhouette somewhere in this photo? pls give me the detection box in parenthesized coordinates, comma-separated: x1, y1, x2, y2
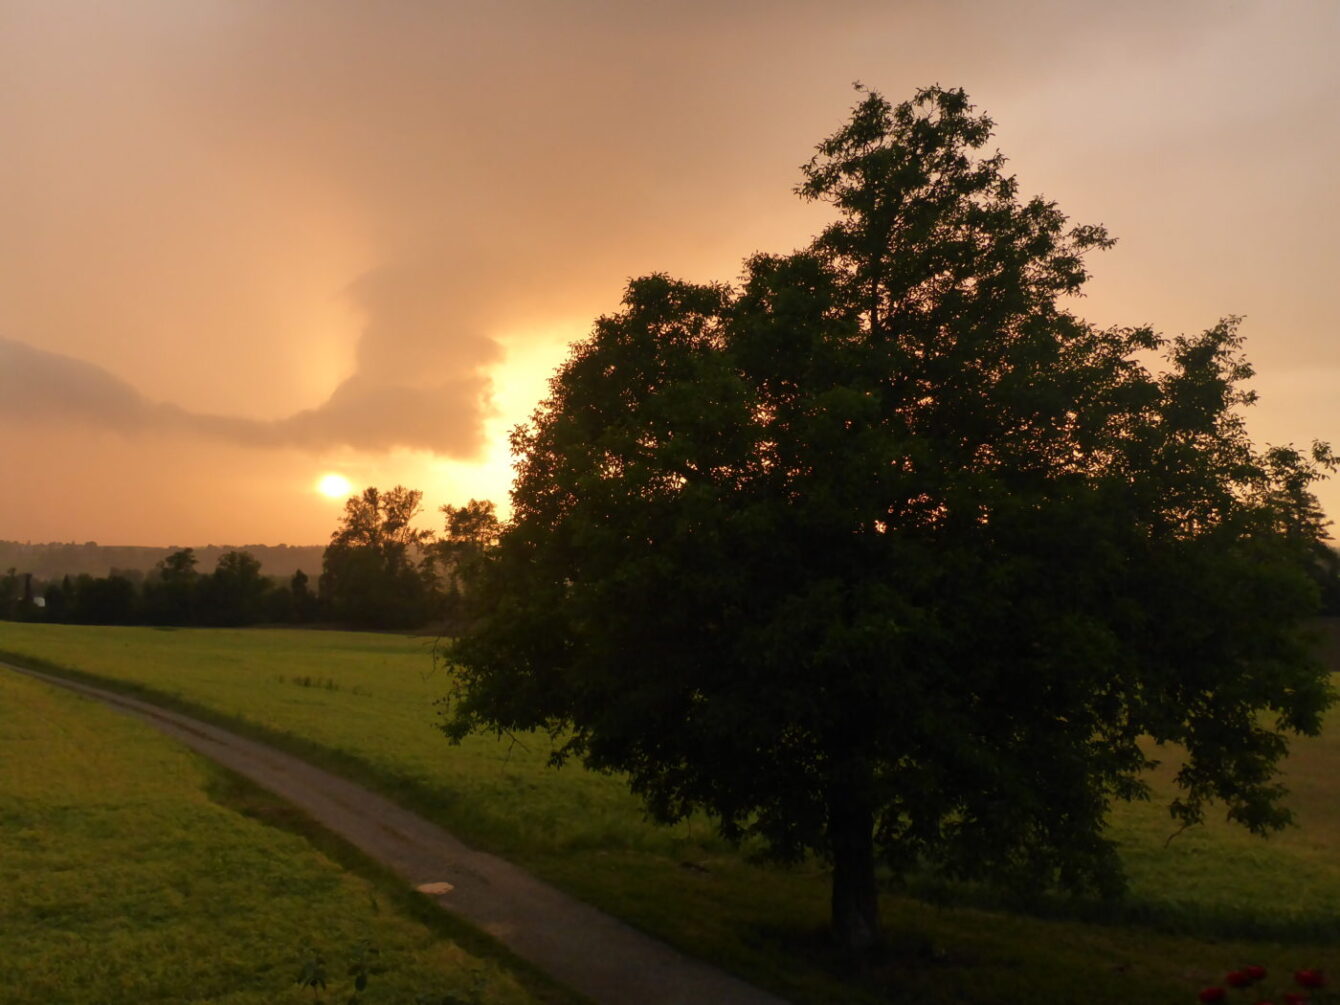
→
(143, 548, 198, 625)
(444, 85, 1334, 951)
(320, 486, 434, 629)
(198, 550, 267, 626)
(434, 499, 500, 628)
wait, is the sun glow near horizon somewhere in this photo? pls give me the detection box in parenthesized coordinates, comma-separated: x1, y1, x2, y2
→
(316, 473, 353, 500)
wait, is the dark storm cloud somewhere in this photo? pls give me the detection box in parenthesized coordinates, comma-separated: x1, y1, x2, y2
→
(0, 337, 489, 455)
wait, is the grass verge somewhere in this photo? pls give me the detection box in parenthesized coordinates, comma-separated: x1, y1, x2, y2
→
(0, 667, 566, 1005)
(2, 624, 1339, 1003)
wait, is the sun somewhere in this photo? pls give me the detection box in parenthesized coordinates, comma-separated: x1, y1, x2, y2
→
(316, 473, 353, 499)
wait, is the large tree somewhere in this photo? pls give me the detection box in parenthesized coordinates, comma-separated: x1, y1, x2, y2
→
(444, 86, 1334, 951)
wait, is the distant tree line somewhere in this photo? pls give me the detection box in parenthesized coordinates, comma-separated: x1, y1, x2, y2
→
(1, 490, 1333, 630)
(0, 549, 318, 627)
(1, 486, 1333, 631)
(0, 539, 324, 580)
(0, 487, 498, 631)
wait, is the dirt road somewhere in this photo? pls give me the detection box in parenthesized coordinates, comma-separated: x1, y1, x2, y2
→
(4, 662, 789, 1005)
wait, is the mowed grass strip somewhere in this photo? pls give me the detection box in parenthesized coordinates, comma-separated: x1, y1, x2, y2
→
(0, 668, 560, 1005)
(3, 623, 1339, 1003)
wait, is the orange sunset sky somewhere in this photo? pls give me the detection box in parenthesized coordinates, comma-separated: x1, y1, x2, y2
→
(1, 0, 1337, 547)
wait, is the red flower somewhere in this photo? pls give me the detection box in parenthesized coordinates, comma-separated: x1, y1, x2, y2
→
(1244, 965, 1267, 982)
(1283, 993, 1308, 1004)
(1228, 971, 1255, 988)
(1294, 970, 1326, 990)
(1198, 989, 1227, 1003)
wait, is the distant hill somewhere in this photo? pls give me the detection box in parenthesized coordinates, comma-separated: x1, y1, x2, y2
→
(0, 540, 326, 581)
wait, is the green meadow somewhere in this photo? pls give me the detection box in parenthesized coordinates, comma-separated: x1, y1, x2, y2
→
(3, 623, 1338, 1003)
(0, 667, 570, 1005)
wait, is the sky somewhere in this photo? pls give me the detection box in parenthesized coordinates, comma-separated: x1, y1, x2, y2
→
(1, 0, 1337, 546)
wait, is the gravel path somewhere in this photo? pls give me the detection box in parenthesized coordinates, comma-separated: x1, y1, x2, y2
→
(4, 662, 789, 1005)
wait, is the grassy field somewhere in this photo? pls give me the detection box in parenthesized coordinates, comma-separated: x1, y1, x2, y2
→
(3, 623, 1338, 1003)
(0, 667, 578, 1005)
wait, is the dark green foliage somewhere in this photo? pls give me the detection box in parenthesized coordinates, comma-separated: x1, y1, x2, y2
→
(195, 550, 269, 626)
(319, 486, 435, 629)
(0, 567, 25, 620)
(2, 497, 449, 630)
(41, 578, 69, 620)
(11, 550, 301, 628)
(0, 539, 326, 580)
(290, 569, 319, 622)
(0, 568, 44, 620)
(1, 567, 20, 612)
(445, 85, 1335, 950)
(68, 572, 138, 625)
(435, 500, 501, 630)
(1310, 545, 1340, 615)
(142, 548, 199, 625)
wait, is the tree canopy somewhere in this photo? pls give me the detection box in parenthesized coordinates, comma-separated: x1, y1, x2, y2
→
(443, 85, 1334, 950)
(319, 485, 436, 629)
(435, 499, 502, 630)
(197, 550, 268, 626)
(142, 548, 199, 625)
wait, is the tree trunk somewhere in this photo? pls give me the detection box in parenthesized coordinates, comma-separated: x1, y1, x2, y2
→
(827, 783, 881, 952)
